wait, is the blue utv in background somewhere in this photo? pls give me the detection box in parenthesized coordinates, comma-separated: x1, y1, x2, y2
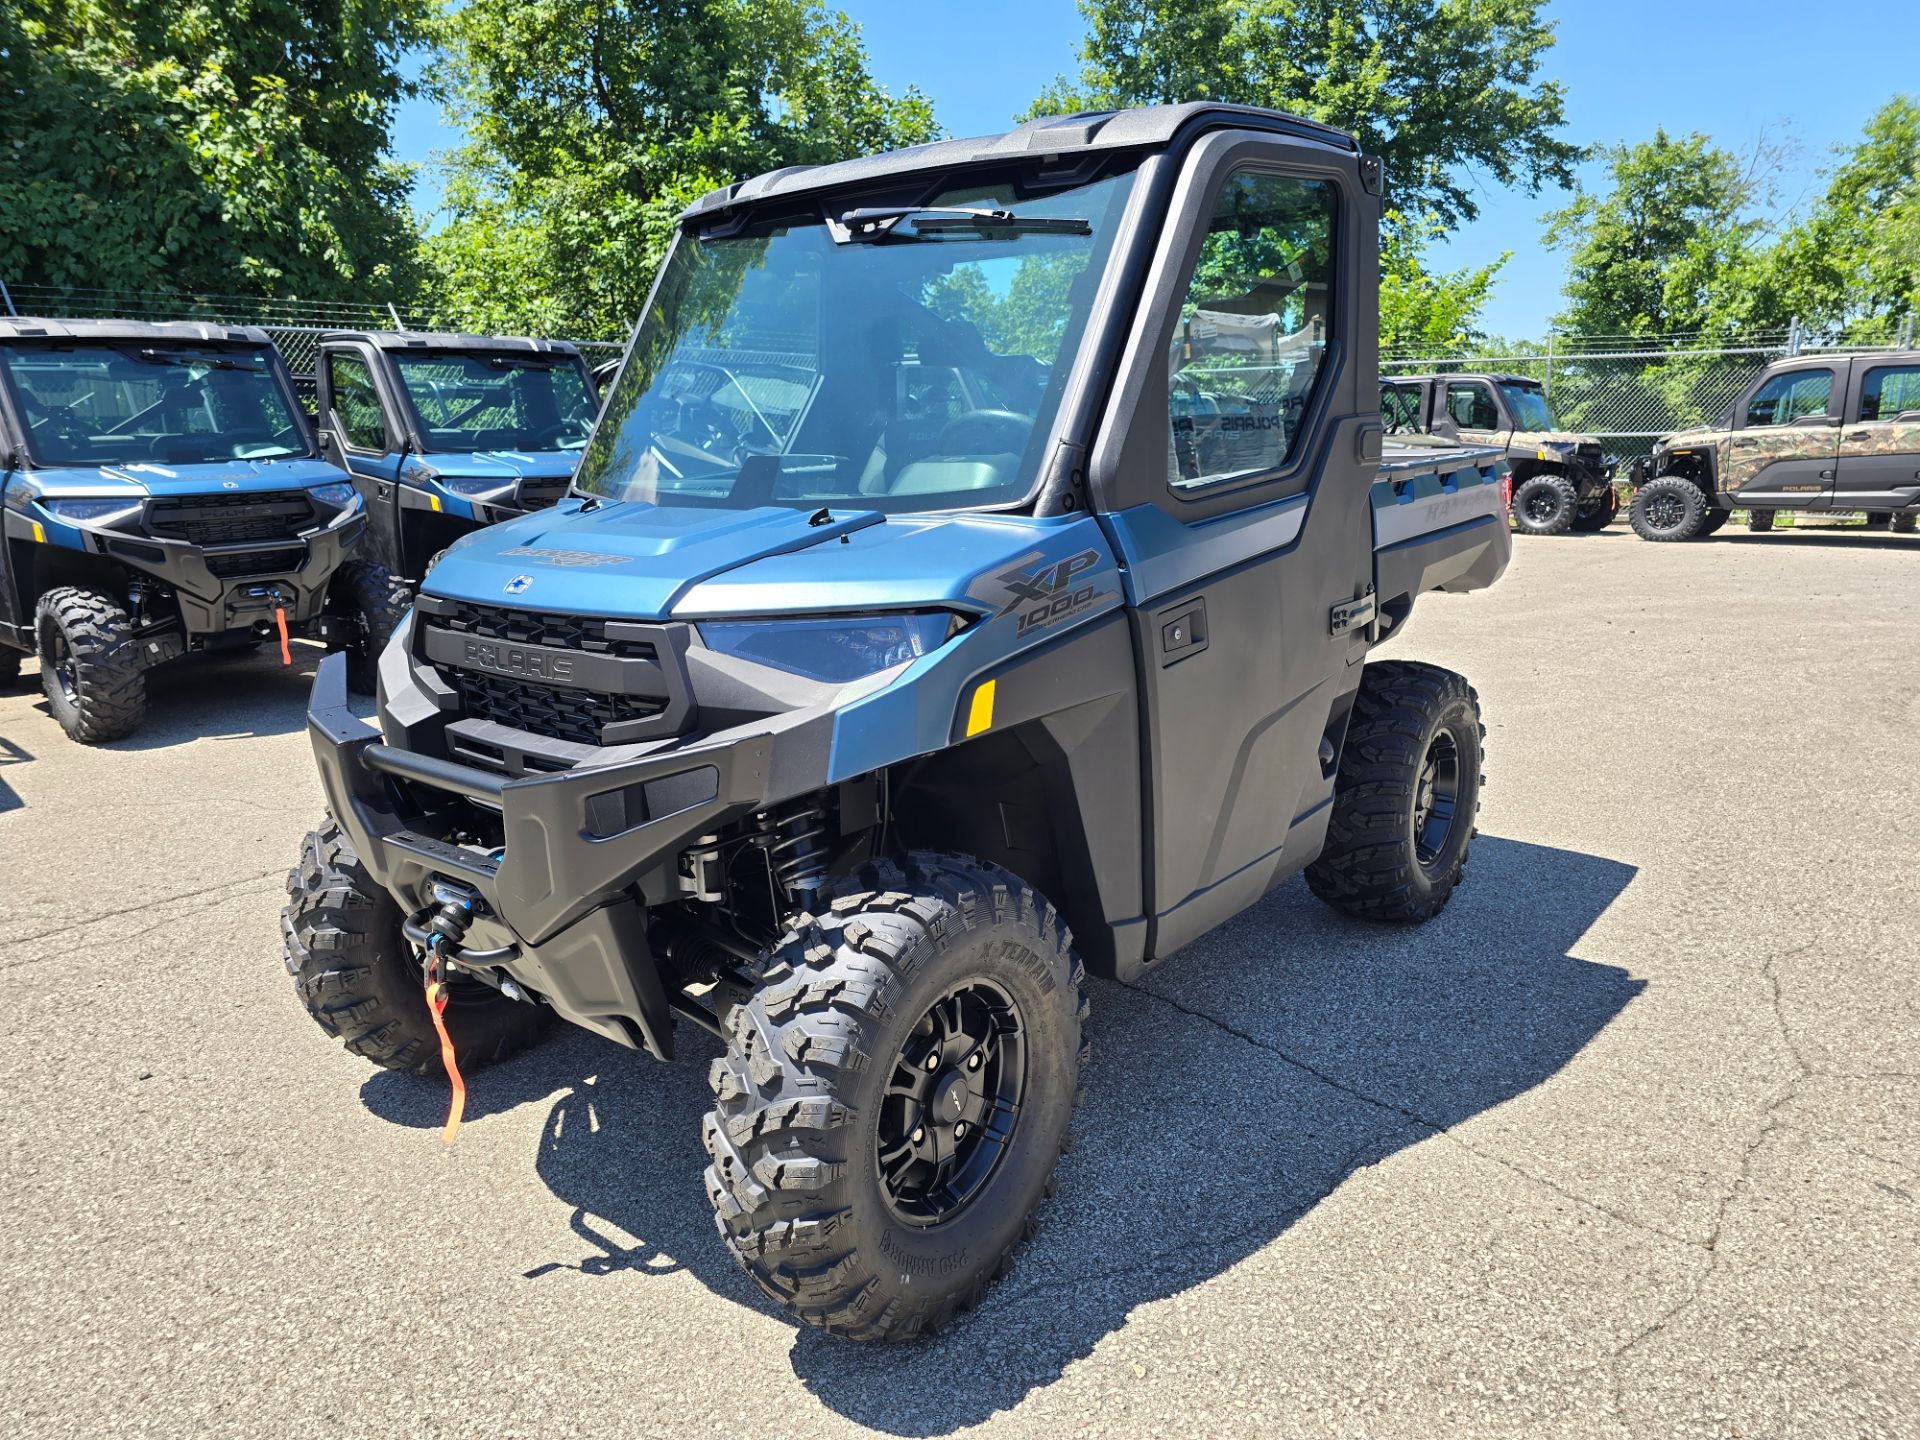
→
(0, 319, 401, 742)
(284, 103, 1512, 1341)
(310, 331, 598, 593)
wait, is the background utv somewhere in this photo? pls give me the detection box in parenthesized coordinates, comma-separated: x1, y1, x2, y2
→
(283, 103, 1512, 1342)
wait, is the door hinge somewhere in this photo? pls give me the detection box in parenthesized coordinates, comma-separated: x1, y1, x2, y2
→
(1330, 587, 1376, 637)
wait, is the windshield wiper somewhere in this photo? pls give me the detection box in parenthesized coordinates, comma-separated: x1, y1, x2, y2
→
(836, 206, 1091, 244)
(133, 350, 260, 372)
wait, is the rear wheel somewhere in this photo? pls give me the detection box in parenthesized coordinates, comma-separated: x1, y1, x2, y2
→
(34, 588, 146, 742)
(282, 819, 545, 1074)
(704, 852, 1086, 1341)
(1511, 473, 1579, 536)
(1747, 508, 1776, 532)
(1629, 476, 1708, 542)
(325, 561, 411, 696)
(1894, 512, 1917, 534)
(1307, 661, 1484, 923)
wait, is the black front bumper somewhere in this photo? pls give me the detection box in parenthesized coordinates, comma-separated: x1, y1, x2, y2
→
(307, 653, 776, 1058)
(100, 512, 365, 642)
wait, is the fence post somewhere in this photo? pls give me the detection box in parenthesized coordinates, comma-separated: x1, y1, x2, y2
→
(1902, 313, 1915, 350)
(1544, 332, 1555, 399)
(0, 277, 15, 318)
(1787, 317, 1802, 356)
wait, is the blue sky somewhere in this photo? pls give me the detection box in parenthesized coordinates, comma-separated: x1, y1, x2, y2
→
(391, 0, 1917, 338)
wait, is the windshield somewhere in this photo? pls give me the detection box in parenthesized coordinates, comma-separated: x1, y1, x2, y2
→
(393, 352, 597, 453)
(1498, 381, 1557, 432)
(575, 170, 1139, 513)
(0, 343, 306, 467)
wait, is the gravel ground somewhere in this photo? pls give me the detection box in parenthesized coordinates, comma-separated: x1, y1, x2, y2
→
(1, 526, 1916, 1439)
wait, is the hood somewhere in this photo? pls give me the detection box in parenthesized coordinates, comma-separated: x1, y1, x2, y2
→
(416, 450, 582, 483)
(1653, 426, 1723, 453)
(18, 456, 342, 499)
(1510, 430, 1604, 451)
(423, 499, 1100, 622)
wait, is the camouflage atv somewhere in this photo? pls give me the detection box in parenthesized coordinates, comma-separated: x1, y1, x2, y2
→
(1628, 351, 1920, 539)
(1382, 374, 1618, 534)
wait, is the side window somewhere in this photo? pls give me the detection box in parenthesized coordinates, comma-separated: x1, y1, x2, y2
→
(1446, 382, 1500, 430)
(1745, 369, 1832, 427)
(1860, 365, 1920, 421)
(1168, 170, 1335, 491)
(1380, 383, 1423, 432)
(328, 353, 388, 451)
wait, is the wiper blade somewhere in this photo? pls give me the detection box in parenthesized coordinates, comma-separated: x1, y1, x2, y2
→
(133, 349, 260, 371)
(837, 206, 1091, 243)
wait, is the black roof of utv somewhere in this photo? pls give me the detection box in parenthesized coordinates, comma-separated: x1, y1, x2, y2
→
(321, 329, 583, 358)
(681, 102, 1365, 224)
(0, 317, 276, 346)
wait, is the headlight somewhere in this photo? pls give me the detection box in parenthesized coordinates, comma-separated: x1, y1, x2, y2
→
(43, 496, 143, 525)
(309, 481, 357, 509)
(439, 475, 516, 499)
(699, 612, 963, 683)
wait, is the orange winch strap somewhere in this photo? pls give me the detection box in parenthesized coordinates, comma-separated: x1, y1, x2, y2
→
(425, 981, 466, 1146)
(273, 606, 292, 666)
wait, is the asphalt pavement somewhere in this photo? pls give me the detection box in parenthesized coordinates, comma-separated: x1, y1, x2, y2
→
(1, 525, 1916, 1438)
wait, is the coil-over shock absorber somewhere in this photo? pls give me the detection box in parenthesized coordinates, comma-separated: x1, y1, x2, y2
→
(754, 798, 831, 911)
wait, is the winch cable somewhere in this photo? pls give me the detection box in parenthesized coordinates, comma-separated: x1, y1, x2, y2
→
(415, 895, 478, 1146)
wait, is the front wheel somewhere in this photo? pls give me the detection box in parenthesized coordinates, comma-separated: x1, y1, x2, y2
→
(326, 561, 411, 696)
(35, 587, 146, 742)
(1307, 660, 1484, 923)
(1570, 484, 1620, 532)
(704, 853, 1087, 1341)
(1511, 473, 1579, 535)
(1629, 476, 1708, 541)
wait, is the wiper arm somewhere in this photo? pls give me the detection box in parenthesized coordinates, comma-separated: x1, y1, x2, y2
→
(836, 206, 1091, 243)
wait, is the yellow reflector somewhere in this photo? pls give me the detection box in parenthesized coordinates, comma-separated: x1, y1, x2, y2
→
(429, 494, 442, 512)
(965, 679, 996, 737)
(29, 520, 45, 543)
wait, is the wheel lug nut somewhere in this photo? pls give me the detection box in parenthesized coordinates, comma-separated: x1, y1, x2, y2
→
(954, 1122, 967, 1138)
(925, 1053, 940, 1071)
(912, 1127, 925, 1143)
(967, 1053, 981, 1070)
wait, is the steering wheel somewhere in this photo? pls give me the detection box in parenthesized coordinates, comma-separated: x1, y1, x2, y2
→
(937, 408, 1029, 456)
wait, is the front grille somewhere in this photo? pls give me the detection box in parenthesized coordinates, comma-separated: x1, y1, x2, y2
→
(206, 546, 306, 579)
(423, 600, 681, 747)
(448, 669, 664, 747)
(431, 602, 658, 660)
(517, 479, 569, 511)
(149, 490, 314, 546)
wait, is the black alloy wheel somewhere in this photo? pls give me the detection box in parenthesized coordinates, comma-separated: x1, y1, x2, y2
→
(878, 981, 1028, 1226)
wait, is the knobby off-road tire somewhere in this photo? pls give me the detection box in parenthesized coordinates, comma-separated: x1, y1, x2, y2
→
(1697, 506, 1731, 536)
(1511, 473, 1579, 536)
(1747, 508, 1777, 533)
(1629, 476, 1708, 542)
(35, 587, 146, 743)
(327, 561, 412, 696)
(1894, 512, 1917, 534)
(704, 852, 1088, 1342)
(282, 819, 545, 1074)
(1307, 660, 1484, 923)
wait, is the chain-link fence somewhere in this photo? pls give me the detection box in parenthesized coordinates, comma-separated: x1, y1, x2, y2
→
(0, 282, 626, 389)
(1382, 323, 1917, 457)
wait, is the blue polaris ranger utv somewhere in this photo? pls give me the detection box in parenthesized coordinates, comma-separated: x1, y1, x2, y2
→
(284, 103, 1511, 1340)
(311, 330, 598, 590)
(0, 319, 399, 742)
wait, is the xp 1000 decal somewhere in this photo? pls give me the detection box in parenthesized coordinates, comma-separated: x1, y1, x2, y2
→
(978, 549, 1108, 638)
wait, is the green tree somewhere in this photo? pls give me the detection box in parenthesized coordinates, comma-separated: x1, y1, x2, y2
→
(1379, 212, 1508, 355)
(424, 0, 937, 337)
(1541, 129, 1781, 338)
(0, 0, 429, 301)
(1028, 0, 1580, 229)
(1755, 97, 1919, 343)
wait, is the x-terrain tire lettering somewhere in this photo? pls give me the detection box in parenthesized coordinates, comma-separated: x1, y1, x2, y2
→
(704, 853, 1087, 1342)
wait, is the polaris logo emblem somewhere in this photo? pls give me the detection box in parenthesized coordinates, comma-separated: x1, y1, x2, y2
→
(461, 639, 574, 683)
(503, 574, 533, 595)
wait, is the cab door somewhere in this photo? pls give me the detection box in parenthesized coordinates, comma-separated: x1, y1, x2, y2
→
(319, 344, 414, 569)
(1088, 129, 1378, 964)
(1835, 358, 1920, 513)
(1443, 378, 1509, 451)
(1724, 362, 1844, 506)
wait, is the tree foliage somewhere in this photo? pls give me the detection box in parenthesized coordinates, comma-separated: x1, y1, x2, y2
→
(0, 0, 429, 300)
(1379, 211, 1507, 355)
(422, 0, 938, 338)
(1027, 0, 1581, 229)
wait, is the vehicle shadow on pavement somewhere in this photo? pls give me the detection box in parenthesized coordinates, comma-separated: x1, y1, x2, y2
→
(10, 644, 344, 750)
(1716, 532, 1920, 551)
(0, 731, 30, 814)
(359, 833, 1640, 1434)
